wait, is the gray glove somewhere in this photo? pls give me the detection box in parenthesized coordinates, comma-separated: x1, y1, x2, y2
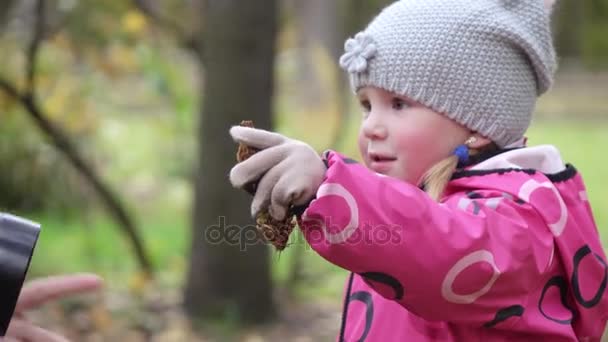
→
(229, 126, 325, 220)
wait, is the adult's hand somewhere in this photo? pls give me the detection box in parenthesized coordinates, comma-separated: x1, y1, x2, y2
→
(3, 273, 103, 342)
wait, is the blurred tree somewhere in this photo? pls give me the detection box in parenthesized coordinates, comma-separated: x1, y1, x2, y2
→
(184, 0, 277, 324)
(132, 0, 203, 56)
(581, 0, 608, 68)
(0, 0, 153, 275)
(553, 0, 583, 61)
(543, 0, 608, 68)
(0, 1, 18, 29)
(289, 0, 337, 106)
(335, 0, 392, 57)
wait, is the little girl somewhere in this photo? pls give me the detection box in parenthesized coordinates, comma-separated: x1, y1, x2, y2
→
(230, 0, 608, 340)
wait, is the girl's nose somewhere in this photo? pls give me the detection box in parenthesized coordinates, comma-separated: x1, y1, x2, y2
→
(361, 111, 388, 140)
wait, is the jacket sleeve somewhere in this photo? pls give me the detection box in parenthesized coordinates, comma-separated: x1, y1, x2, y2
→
(298, 151, 555, 324)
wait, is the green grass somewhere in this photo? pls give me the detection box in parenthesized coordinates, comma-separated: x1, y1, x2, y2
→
(26, 209, 188, 288)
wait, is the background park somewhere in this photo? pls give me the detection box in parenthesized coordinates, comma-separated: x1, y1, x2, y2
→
(0, 0, 607, 340)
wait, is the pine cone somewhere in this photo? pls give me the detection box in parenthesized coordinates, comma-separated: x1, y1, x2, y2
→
(236, 120, 296, 251)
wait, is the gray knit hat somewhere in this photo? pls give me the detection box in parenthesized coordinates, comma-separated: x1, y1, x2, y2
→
(339, 0, 557, 147)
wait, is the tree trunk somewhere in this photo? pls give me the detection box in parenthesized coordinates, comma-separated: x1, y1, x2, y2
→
(291, 0, 337, 106)
(553, 0, 583, 62)
(184, 0, 277, 324)
(581, 0, 608, 68)
(0, 0, 17, 29)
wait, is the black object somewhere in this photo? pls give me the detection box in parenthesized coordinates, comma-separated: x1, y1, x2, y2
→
(0, 213, 41, 336)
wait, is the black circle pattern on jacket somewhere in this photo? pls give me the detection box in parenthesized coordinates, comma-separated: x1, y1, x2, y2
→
(483, 305, 525, 328)
(538, 276, 576, 324)
(571, 245, 607, 309)
(343, 291, 374, 342)
(360, 272, 404, 300)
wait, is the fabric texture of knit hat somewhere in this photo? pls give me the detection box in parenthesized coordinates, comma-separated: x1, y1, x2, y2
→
(339, 0, 557, 147)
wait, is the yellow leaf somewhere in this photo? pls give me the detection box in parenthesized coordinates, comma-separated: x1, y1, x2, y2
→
(43, 80, 70, 118)
(122, 10, 147, 35)
(128, 271, 152, 295)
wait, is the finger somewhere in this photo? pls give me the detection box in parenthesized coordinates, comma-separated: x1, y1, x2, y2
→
(229, 126, 286, 149)
(6, 319, 69, 342)
(268, 201, 288, 222)
(229, 145, 288, 188)
(16, 273, 103, 312)
(250, 161, 288, 218)
(2, 336, 21, 342)
(269, 175, 298, 221)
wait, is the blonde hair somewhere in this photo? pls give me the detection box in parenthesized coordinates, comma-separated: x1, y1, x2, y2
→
(422, 144, 497, 201)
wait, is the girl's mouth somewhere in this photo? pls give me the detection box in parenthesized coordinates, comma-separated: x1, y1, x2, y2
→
(369, 152, 397, 162)
(369, 154, 397, 172)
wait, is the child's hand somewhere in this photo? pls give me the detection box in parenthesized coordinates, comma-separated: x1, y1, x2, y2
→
(5, 273, 103, 342)
(229, 126, 325, 220)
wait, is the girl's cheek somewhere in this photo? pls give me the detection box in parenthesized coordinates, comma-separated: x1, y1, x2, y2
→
(357, 133, 367, 158)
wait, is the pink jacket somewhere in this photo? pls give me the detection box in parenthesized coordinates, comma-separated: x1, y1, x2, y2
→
(298, 146, 608, 341)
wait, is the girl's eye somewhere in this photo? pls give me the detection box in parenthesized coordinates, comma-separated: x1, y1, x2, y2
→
(360, 100, 371, 113)
(392, 98, 408, 110)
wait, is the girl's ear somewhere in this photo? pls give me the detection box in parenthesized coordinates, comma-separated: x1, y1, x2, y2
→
(467, 133, 493, 150)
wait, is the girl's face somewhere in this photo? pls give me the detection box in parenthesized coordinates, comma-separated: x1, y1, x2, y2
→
(357, 86, 471, 184)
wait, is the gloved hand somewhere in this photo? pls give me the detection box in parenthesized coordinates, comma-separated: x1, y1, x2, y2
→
(229, 126, 325, 221)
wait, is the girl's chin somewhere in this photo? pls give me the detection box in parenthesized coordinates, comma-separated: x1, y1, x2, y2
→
(369, 160, 396, 173)
(364, 162, 414, 183)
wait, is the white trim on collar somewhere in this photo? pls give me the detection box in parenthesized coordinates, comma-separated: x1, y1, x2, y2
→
(471, 145, 566, 174)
